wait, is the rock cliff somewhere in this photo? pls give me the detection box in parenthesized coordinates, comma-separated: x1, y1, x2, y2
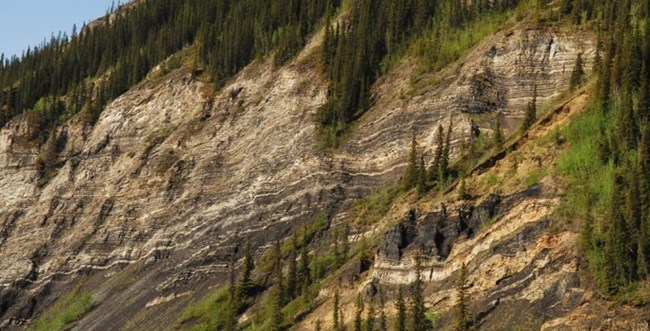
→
(1, 17, 628, 330)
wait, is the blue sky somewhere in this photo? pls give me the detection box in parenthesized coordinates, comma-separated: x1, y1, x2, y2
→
(0, 0, 118, 58)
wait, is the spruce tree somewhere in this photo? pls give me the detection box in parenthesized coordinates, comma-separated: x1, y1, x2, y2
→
(272, 239, 286, 305)
(394, 286, 406, 331)
(342, 224, 350, 263)
(598, 46, 613, 111)
(378, 291, 388, 331)
(224, 259, 238, 331)
(364, 298, 375, 331)
(269, 276, 285, 331)
(410, 251, 431, 331)
(299, 234, 311, 297)
(454, 263, 470, 331)
(493, 113, 504, 150)
(333, 290, 341, 331)
(439, 120, 453, 184)
(616, 91, 637, 153)
(593, 35, 602, 74)
(521, 85, 538, 132)
(237, 242, 255, 297)
(428, 125, 445, 182)
(286, 234, 298, 300)
(570, 52, 585, 90)
(417, 155, 427, 196)
(458, 178, 470, 201)
(354, 293, 364, 331)
(638, 65, 650, 124)
(604, 173, 629, 292)
(639, 128, 650, 279)
(627, 163, 646, 279)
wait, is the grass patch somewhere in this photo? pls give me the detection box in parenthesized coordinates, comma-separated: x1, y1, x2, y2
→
(484, 172, 499, 188)
(28, 285, 95, 331)
(554, 96, 623, 291)
(405, 0, 543, 92)
(352, 186, 401, 226)
(178, 288, 229, 331)
(410, 11, 511, 82)
(555, 104, 613, 219)
(525, 170, 540, 188)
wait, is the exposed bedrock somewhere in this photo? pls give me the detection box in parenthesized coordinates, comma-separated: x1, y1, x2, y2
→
(0, 25, 594, 329)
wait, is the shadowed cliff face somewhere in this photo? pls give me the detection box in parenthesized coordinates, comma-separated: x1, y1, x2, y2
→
(0, 23, 596, 329)
(370, 187, 580, 329)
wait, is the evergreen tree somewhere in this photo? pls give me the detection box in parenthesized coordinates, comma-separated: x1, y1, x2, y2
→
(626, 163, 644, 279)
(439, 120, 453, 184)
(272, 239, 286, 305)
(354, 293, 364, 331)
(394, 286, 406, 331)
(224, 258, 239, 331)
(410, 252, 431, 331)
(638, 65, 650, 124)
(378, 291, 387, 331)
(299, 231, 311, 297)
(333, 290, 341, 331)
(570, 52, 585, 90)
(615, 91, 637, 153)
(493, 113, 504, 150)
(598, 46, 613, 112)
(454, 263, 470, 331)
(638, 128, 650, 279)
(458, 178, 470, 201)
(521, 85, 538, 131)
(364, 298, 375, 331)
(269, 274, 285, 331)
(593, 35, 602, 74)
(603, 173, 630, 292)
(428, 125, 445, 182)
(417, 155, 427, 196)
(286, 234, 299, 299)
(237, 242, 255, 296)
(342, 224, 350, 264)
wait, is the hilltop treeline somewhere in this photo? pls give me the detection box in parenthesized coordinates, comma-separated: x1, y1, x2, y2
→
(318, 0, 521, 145)
(0, 0, 335, 128)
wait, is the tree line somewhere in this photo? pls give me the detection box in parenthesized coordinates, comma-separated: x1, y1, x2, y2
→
(560, 0, 650, 294)
(318, 0, 522, 146)
(0, 0, 336, 130)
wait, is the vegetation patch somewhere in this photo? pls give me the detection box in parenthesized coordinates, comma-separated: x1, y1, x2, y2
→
(352, 186, 401, 226)
(27, 285, 95, 331)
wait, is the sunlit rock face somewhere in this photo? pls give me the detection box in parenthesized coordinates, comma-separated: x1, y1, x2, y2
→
(0, 23, 596, 330)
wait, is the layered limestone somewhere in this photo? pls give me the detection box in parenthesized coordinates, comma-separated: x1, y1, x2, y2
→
(0, 21, 599, 330)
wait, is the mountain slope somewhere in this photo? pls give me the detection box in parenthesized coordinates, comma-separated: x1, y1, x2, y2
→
(1, 1, 649, 330)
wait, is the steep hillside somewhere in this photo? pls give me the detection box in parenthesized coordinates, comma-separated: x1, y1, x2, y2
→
(1, 0, 649, 330)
